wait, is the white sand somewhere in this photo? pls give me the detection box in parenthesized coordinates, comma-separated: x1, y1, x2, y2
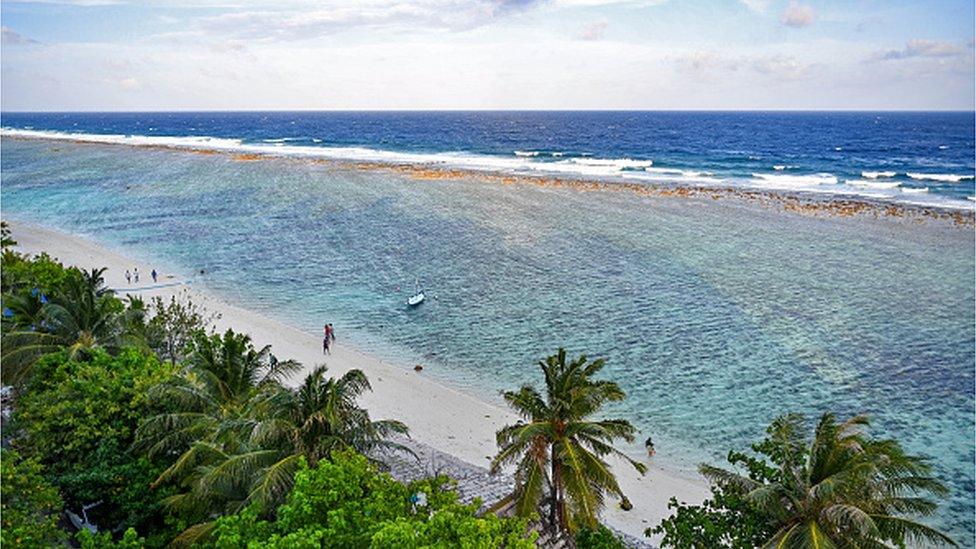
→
(7, 220, 710, 543)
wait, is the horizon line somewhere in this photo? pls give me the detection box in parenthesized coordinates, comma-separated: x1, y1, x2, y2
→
(3, 108, 975, 115)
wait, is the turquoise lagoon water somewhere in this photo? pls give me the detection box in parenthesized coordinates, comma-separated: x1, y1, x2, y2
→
(1, 138, 974, 544)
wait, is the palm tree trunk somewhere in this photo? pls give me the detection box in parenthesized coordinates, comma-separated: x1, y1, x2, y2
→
(550, 453, 565, 532)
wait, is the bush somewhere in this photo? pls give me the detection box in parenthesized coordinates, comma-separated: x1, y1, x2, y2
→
(1, 250, 80, 296)
(11, 348, 178, 546)
(576, 525, 627, 549)
(209, 451, 536, 549)
(648, 437, 783, 548)
(0, 450, 66, 547)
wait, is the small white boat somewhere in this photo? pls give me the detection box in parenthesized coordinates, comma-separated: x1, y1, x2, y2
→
(406, 278, 426, 307)
(407, 290, 425, 307)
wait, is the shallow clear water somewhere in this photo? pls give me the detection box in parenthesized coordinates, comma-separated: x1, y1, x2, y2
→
(2, 138, 973, 544)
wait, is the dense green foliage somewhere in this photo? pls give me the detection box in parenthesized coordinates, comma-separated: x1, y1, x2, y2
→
(146, 291, 219, 365)
(575, 525, 628, 549)
(207, 451, 536, 549)
(0, 450, 66, 548)
(649, 450, 777, 547)
(652, 413, 955, 548)
(77, 528, 148, 549)
(1, 249, 78, 297)
(135, 329, 411, 544)
(491, 349, 646, 534)
(10, 348, 179, 545)
(2, 262, 145, 385)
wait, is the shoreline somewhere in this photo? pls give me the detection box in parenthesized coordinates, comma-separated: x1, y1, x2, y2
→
(6, 219, 711, 544)
(2, 132, 973, 227)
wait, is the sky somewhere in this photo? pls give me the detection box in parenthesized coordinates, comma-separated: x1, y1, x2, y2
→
(1, 0, 974, 111)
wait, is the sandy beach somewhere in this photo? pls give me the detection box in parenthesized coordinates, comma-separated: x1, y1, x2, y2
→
(7, 219, 711, 544)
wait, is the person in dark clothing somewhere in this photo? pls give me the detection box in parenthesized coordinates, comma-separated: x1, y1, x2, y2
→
(323, 324, 330, 355)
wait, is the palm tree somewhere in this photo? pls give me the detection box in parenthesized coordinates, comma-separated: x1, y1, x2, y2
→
(134, 330, 300, 539)
(240, 365, 412, 512)
(700, 413, 956, 548)
(137, 335, 412, 545)
(1, 268, 140, 384)
(491, 349, 646, 534)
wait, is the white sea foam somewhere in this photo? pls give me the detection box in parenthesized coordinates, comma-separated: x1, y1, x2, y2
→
(751, 173, 839, 186)
(847, 179, 900, 190)
(551, 152, 564, 157)
(939, 145, 949, 150)
(906, 172, 975, 183)
(513, 150, 539, 157)
(567, 157, 653, 168)
(901, 187, 929, 194)
(621, 167, 722, 185)
(773, 165, 786, 171)
(861, 171, 897, 179)
(4, 127, 973, 211)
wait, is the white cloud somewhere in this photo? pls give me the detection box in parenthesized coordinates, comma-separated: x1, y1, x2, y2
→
(672, 50, 817, 81)
(192, 0, 546, 41)
(118, 77, 141, 89)
(751, 54, 817, 79)
(671, 51, 738, 74)
(877, 39, 967, 61)
(781, 2, 814, 28)
(1, 27, 40, 46)
(739, 0, 770, 14)
(578, 19, 608, 40)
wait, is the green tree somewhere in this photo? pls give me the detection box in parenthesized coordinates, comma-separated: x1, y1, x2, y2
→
(207, 451, 536, 549)
(1, 220, 16, 251)
(78, 528, 147, 549)
(0, 450, 66, 548)
(694, 413, 955, 548)
(2, 251, 79, 296)
(146, 291, 219, 365)
(134, 329, 301, 543)
(2, 267, 144, 385)
(648, 447, 778, 548)
(575, 525, 628, 549)
(10, 348, 177, 546)
(244, 365, 411, 511)
(490, 349, 646, 534)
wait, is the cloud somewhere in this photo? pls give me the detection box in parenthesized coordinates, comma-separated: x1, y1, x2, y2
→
(192, 0, 547, 41)
(739, 0, 770, 14)
(751, 54, 817, 79)
(578, 19, 608, 40)
(876, 39, 967, 61)
(1, 27, 40, 46)
(671, 51, 818, 81)
(781, 2, 814, 28)
(671, 51, 739, 74)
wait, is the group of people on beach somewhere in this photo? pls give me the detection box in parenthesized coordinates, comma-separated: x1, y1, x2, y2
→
(124, 268, 158, 285)
(322, 323, 336, 354)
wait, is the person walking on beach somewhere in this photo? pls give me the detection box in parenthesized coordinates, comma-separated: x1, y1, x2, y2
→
(134, 268, 140, 283)
(125, 270, 131, 284)
(151, 269, 158, 283)
(323, 324, 331, 355)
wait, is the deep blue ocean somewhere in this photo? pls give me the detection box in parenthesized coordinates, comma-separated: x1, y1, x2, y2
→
(2, 111, 975, 206)
(1, 111, 974, 544)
